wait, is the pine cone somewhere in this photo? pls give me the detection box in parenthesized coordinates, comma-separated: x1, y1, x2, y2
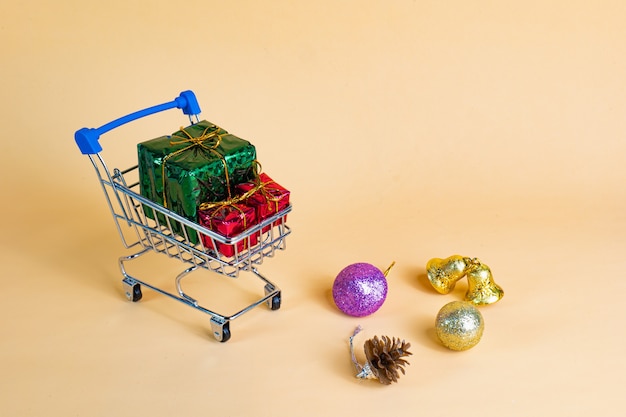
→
(363, 335, 412, 385)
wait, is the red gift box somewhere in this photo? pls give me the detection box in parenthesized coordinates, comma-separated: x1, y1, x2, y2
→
(236, 173, 290, 232)
(198, 202, 258, 257)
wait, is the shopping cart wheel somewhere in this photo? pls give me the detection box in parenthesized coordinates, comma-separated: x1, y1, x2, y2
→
(123, 279, 142, 302)
(210, 318, 231, 343)
(269, 292, 281, 310)
(219, 325, 231, 343)
(264, 284, 281, 310)
(130, 285, 143, 302)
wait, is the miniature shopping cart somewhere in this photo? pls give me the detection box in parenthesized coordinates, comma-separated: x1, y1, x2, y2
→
(75, 90, 291, 342)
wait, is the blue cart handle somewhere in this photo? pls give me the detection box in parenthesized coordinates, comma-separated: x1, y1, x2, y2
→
(75, 90, 201, 155)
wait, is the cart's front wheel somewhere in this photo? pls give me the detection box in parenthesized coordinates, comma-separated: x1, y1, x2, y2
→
(130, 284, 142, 302)
(264, 284, 281, 310)
(269, 292, 281, 311)
(210, 318, 231, 343)
(219, 325, 231, 343)
(123, 278, 142, 302)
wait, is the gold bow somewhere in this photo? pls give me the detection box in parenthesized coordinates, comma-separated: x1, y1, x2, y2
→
(161, 124, 231, 208)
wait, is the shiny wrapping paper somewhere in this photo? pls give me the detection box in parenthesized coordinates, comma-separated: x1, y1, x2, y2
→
(197, 203, 258, 257)
(235, 173, 290, 232)
(138, 120, 257, 241)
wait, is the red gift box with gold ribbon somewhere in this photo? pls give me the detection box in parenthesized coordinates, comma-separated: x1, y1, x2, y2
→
(197, 202, 258, 257)
(235, 173, 290, 232)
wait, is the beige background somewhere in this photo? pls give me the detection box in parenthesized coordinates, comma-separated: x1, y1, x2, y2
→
(2, 1, 625, 416)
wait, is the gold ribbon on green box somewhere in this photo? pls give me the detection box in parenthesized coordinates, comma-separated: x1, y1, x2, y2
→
(163, 124, 232, 207)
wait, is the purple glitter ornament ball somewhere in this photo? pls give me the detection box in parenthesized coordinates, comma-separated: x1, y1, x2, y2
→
(332, 263, 388, 317)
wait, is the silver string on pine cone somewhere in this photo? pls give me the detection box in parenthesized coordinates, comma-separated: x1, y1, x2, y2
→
(349, 326, 412, 385)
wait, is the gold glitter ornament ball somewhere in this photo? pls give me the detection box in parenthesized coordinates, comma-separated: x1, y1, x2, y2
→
(435, 301, 484, 351)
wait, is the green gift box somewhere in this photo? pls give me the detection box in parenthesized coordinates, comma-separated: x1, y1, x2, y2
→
(138, 120, 257, 242)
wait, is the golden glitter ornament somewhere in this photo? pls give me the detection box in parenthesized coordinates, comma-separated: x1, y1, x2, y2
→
(435, 301, 484, 351)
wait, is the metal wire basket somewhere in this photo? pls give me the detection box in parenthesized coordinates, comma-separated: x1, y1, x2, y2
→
(75, 90, 292, 342)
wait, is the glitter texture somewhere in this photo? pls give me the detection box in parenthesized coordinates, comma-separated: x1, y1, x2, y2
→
(435, 301, 484, 351)
(332, 263, 388, 317)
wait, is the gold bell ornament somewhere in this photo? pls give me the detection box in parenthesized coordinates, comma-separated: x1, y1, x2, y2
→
(425, 255, 470, 294)
(465, 261, 504, 306)
(426, 255, 504, 305)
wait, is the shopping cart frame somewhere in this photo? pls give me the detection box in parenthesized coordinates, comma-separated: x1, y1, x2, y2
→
(75, 90, 292, 342)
